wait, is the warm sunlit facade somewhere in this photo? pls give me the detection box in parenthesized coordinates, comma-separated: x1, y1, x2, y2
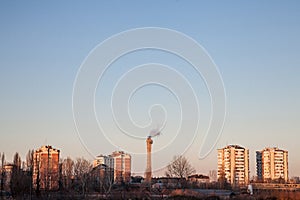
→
(93, 154, 114, 169)
(110, 151, 131, 183)
(33, 145, 60, 190)
(218, 145, 249, 186)
(256, 147, 288, 182)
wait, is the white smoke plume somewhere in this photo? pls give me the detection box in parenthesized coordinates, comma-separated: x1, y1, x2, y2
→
(149, 128, 161, 138)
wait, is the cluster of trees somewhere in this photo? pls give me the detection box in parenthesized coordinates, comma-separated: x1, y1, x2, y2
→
(0, 151, 34, 197)
(0, 151, 95, 198)
(1, 152, 203, 198)
(61, 157, 93, 195)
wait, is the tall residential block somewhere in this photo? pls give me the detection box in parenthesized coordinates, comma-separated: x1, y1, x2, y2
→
(110, 151, 131, 183)
(217, 145, 249, 186)
(256, 147, 288, 182)
(33, 145, 60, 190)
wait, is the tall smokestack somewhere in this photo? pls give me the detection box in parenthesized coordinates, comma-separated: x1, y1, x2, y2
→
(145, 136, 153, 183)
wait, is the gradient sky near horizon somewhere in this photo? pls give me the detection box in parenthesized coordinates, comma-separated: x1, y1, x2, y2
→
(0, 1, 300, 177)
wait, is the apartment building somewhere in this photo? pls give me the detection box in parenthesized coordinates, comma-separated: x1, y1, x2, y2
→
(110, 151, 131, 183)
(93, 154, 114, 169)
(256, 147, 288, 182)
(218, 145, 249, 186)
(33, 145, 60, 190)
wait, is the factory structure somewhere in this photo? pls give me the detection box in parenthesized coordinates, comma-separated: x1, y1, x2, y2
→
(144, 129, 161, 183)
(145, 136, 153, 183)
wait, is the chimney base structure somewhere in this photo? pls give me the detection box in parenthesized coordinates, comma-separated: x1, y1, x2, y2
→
(145, 136, 153, 183)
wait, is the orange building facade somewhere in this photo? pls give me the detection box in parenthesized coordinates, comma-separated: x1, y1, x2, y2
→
(111, 151, 131, 183)
(33, 145, 60, 191)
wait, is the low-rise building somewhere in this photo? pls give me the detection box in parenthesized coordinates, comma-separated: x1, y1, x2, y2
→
(188, 174, 210, 184)
(2, 164, 14, 192)
(152, 177, 186, 189)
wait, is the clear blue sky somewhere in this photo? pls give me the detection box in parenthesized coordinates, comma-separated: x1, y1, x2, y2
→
(0, 1, 299, 177)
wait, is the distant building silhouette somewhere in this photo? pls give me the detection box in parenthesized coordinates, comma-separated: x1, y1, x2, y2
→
(256, 147, 288, 182)
(218, 145, 249, 186)
(2, 164, 14, 192)
(188, 174, 210, 185)
(152, 177, 186, 188)
(33, 145, 60, 191)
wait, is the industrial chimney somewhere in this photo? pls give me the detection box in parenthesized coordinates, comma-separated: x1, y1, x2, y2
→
(145, 136, 153, 183)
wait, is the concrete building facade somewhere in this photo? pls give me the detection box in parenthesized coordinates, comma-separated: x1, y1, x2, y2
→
(33, 145, 60, 191)
(256, 147, 288, 182)
(93, 154, 114, 169)
(217, 145, 249, 186)
(110, 151, 131, 184)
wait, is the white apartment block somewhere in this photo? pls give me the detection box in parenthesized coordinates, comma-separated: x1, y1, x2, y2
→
(93, 154, 114, 169)
(256, 147, 288, 182)
(218, 145, 249, 186)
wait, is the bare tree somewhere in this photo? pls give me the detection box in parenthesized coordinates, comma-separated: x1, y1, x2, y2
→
(13, 153, 21, 170)
(25, 150, 34, 196)
(74, 157, 92, 196)
(11, 152, 25, 197)
(26, 150, 34, 172)
(101, 165, 114, 195)
(165, 155, 195, 178)
(92, 164, 114, 195)
(34, 152, 41, 196)
(209, 170, 217, 182)
(62, 157, 74, 190)
(0, 153, 5, 195)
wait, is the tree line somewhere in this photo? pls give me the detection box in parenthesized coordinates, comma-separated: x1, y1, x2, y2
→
(1, 151, 209, 198)
(0, 151, 34, 197)
(0, 150, 95, 198)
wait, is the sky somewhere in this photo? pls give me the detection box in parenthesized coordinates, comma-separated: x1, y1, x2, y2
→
(0, 1, 300, 178)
